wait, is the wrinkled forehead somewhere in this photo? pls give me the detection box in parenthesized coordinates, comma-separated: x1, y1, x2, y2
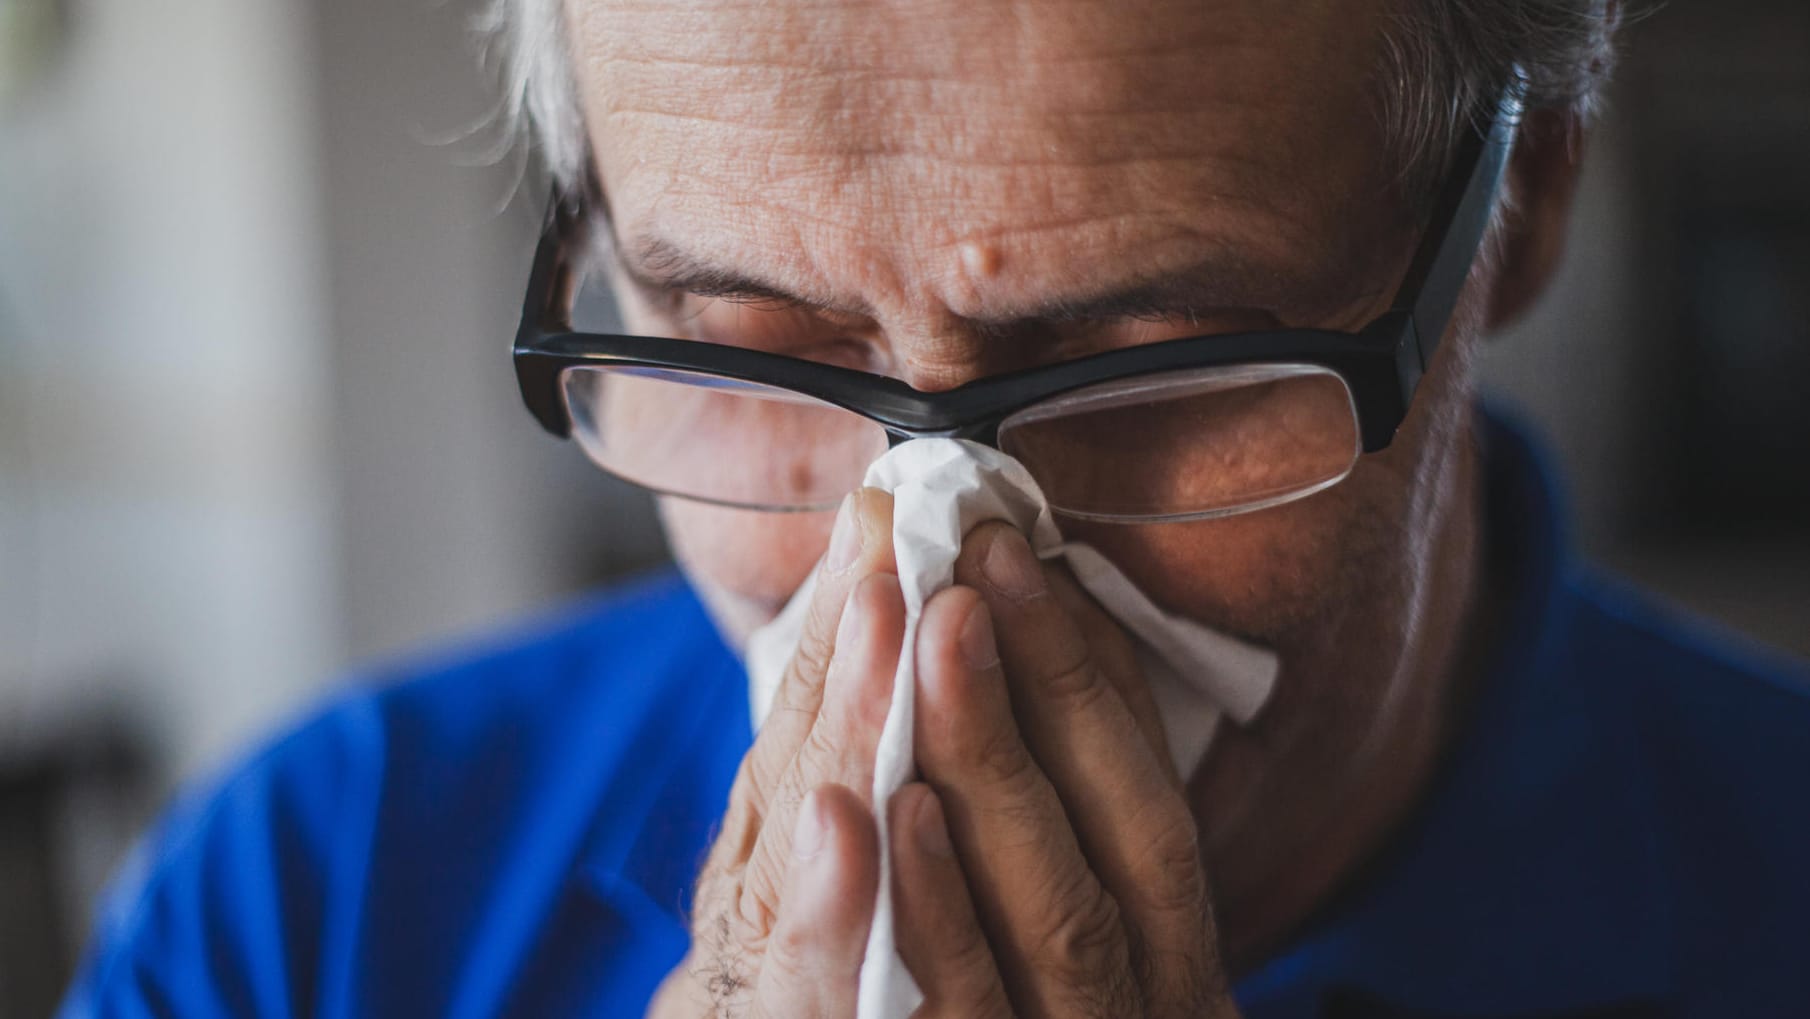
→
(564, 0, 1396, 313)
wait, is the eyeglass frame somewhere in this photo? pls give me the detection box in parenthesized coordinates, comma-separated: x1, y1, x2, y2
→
(514, 75, 1525, 460)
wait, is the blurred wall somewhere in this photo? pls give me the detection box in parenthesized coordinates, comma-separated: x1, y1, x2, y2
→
(1, 0, 339, 787)
(310, 0, 665, 670)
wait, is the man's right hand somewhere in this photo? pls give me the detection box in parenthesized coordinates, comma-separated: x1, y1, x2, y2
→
(647, 488, 905, 1018)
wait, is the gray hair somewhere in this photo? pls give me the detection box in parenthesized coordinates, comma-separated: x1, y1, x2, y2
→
(1379, 0, 1622, 201)
(475, 0, 590, 196)
(481, 0, 1622, 208)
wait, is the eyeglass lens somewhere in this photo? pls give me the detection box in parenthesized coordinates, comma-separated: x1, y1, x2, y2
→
(996, 364, 1360, 521)
(560, 362, 1359, 520)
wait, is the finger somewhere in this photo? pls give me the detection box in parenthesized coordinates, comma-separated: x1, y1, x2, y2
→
(749, 785, 879, 1019)
(741, 571, 905, 933)
(709, 488, 896, 880)
(890, 783, 1014, 1019)
(913, 585, 1133, 1018)
(955, 524, 1213, 1007)
(747, 487, 896, 811)
(1043, 564, 1175, 776)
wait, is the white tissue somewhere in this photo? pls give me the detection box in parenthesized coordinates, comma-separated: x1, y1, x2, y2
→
(744, 439, 1279, 1019)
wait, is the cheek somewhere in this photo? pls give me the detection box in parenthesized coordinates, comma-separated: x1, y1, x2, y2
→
(617, 281, 854, 644)
(1063, 450, 1407, 644)
(660, 498, 835, 645)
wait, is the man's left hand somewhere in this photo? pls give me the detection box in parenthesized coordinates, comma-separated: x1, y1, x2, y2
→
(886, 519, 1242, 1018)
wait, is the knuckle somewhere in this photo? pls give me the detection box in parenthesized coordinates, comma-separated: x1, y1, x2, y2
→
(1036, 886, 1128, 995)
(789, 585, 860, 690)
(787, 626, 838, 693)
(978, 795, 1053, 859)
(964, 720, 1038, 791)
(767, 683, 820, 727)
(798, 714, 850, 774)
(742, 749, 791, 817)
(728, 752, 761, 804)
(1042, 652, 1111, 707)
(760, 910, 818, 988)
(940, 910, 998, 978)
(736, 849, 788, 939)
(704, 801, 760, 875)
(1132, 807, 1208, 918)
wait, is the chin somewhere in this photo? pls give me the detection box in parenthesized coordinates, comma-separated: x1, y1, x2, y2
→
(658, 496, 835, 651)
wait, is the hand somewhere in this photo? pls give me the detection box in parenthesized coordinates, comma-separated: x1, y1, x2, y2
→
(892, 519, 1240, 1017)
(648, 488, 903, 1018)
(648, 493, 1241, 1017)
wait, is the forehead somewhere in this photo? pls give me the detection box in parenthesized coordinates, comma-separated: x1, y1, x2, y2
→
(565, 0, 1396, 317)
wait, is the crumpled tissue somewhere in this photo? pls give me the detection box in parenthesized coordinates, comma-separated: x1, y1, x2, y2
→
(744, 438, 1279, 1019)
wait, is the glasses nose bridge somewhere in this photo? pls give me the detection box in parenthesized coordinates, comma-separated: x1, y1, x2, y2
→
(882, 418, 1002, 450)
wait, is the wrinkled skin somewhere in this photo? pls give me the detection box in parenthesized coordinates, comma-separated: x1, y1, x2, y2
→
(562, 0, 1584, 1012)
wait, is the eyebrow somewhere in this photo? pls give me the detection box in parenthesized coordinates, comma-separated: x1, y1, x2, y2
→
(620, 237, 870, 316)
(616, 231, 1362, 329)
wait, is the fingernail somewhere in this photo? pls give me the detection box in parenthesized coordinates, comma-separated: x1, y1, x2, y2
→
(794, 790, 827, 860)
(982, 529, 1045, 600)
(824, 493, 862, 574)
(915, 790, 953, 858)
(958, 602, 999, 671)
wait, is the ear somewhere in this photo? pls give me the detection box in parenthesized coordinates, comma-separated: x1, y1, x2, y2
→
(1486, 109, 1588, 330)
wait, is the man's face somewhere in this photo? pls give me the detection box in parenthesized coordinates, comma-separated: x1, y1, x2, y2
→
(567, 0, 1489, 947)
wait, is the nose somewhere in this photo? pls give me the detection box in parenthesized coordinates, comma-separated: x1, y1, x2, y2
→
(863, 238, 1062, 392)
(885, 316, 1042, 394)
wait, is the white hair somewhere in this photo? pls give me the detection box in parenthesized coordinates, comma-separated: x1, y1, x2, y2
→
(481, 0, 1623, 207)
(475, 0, 588, 196)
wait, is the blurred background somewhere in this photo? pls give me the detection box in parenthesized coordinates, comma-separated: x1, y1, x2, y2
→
(0, 0, 1805, 1013)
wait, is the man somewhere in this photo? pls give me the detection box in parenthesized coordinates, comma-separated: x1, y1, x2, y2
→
(60, 0, 1810, 1016)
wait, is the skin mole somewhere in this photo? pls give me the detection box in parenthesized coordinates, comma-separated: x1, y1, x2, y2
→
(959, 240, 1005, 280)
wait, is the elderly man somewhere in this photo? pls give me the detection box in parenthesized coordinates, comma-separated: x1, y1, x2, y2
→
(61, 0, 1810, 1017)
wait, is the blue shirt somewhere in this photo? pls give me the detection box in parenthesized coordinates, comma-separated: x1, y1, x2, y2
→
(60, 414, 1810, 1018)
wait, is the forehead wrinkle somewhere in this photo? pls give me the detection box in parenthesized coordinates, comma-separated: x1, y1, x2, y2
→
(609, 120, 1369, 327)
(580, 0, 1383, 194)
(624, 130, 1349, 323)
(619, 172, 918, 320)
(578, 0, 1404, 336)
(584, 0, 1353, 144)
(578, 14, 891, 151)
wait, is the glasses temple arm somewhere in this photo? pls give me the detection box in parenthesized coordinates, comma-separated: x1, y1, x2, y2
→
(1389, 75, 1528, 381)
(517, 197, 584, 346)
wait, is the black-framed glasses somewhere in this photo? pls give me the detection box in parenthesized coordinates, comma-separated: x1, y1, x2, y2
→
(514, 77, 1524, 522)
